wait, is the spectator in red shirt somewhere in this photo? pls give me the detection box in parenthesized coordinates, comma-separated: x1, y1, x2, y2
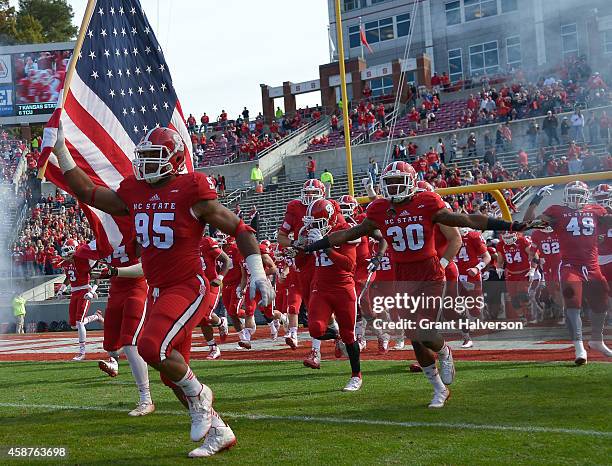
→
(307, 155, 316, 179)
(331, 114, 339, 132)
(376, 104, 385, 126)
(431, 73, 441, 92)
(312, 109, 322, 121)
(200, 113, 209, 132)
(186, 114, 196, 134)
(363, 85, 372, 98)
(408, 107, 419, 130)
(407, 141, 418, 159)
(426, 147, 440, 171)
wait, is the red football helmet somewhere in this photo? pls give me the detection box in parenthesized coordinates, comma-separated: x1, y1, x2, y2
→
(61, 238, 78, 257)
(416, 180, 435, 192)
(301, 179, 326, 205)
(338, 194, 358, 218)
(132, 127, 187, 183)
(302, 199, 336, 235)
(592, 183, 611, 208)
(380, 161, 417, 203)
(564, 181, 590, 209)
(215, 232, 229, 246)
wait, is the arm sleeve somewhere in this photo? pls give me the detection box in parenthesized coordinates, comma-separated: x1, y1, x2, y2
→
(279, 207, 295, 235)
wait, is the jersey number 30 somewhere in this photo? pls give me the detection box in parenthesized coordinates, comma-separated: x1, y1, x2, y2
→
(135, 212, 175, 249)
(386, 224, 425, 252)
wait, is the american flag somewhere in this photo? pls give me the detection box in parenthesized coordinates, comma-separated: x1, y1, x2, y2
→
(40, 0, 192, 256)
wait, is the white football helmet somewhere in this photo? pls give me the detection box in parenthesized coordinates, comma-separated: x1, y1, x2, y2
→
(380, 161, 418, 203)
(592, 184, 611, 208)
(61, 239, 78, 258)
(563, 181, 590, 210)
(301, 179, 326, 205)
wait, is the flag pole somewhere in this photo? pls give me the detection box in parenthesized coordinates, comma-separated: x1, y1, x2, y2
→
(38, 0, 97, 179)
(359, 17, 364, 61)
(334, 0, 354, 197)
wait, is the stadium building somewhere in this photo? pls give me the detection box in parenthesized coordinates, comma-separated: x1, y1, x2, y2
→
(328, 0, 612, 80)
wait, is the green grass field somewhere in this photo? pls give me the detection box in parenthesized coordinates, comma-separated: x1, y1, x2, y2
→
(0, 360, 610, 465)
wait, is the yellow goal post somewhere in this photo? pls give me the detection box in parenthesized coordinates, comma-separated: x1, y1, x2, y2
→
(356, 171, 612, 221)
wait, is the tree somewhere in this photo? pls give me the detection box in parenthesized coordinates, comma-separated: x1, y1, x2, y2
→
(17, 0, 77, 43)
(0, 0, 18, 45)
(14, 14, 44, 44)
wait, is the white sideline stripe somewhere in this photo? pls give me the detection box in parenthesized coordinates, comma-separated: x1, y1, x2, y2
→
(0, 402, 609, 438)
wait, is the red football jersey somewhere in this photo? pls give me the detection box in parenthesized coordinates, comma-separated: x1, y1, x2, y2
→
(373, 249, 394, 282)
(279, 199, 308, 238)
(543, 204, 607, 267)
(530, 230, 561, 274)
(61, 246, 95, 289)
(456, 231, 487, 277)
(366, 191, 446, 263)
(312, 224, 356, 289)
(200, 236, 222, 281)
(496, 236, 531, 274)
(223, 241, 243, 286)
(116, 172, 217, 288)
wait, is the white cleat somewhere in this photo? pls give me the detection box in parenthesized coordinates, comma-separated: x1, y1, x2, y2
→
(128, 401, 155, 417)
(94, 310, 104, 323)
(461, 338, 474, 349)
(188, 385, 214, 442)
(188, 424, 237, 458)
(589, 340, 612, 357)
(574, 341, 588, 365)
(428, 388, 451, 408)
(218, 317, 229, 343)
(98, 357, 118, 377)
(393, 339, 405, 350)
(438, 346, 455, 385)
(72, 353, 86, 361)
(285, 335, 298, 350)
(206, 346, 221, 360)
(269, 322, 278, 341)
(342, 376, 363, 392)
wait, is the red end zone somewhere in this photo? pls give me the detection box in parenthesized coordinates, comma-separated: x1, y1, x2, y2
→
(0, 330, 609, 363)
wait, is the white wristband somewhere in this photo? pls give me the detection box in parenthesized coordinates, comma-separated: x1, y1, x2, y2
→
(440, 258, 450, 269)
(90, 284, 98, 293)
(476, 262, 486, 271)
(215, 274, 224, 282)
(54, 143, 76, 173)
(245, 254, 266, 281)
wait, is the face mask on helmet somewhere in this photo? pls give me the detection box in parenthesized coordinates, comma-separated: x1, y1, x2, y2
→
(564, 183, 590, 209)
(61, 242, 76, 257)
(132, 145, 175, 184)
(303, 216, 332, 235)
(215, 233, 228, 245)
(381, 174, 416, 203)
(542, 226, 554, 233)
(501, 233, 517, 245)
(301, 189, 324, 205)
(459, 227, 471, 236)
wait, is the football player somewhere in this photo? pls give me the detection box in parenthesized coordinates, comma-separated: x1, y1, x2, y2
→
(301, 161, 536, 408)
(495, 232, 534, 322)
(278, 179, 339, 365)
(55, 239, 103, 361)
(53, 125, 273, 457)
(199, 234, 230, 360)
(302, 199, 361, 390)
(456, 228, 491, 347)
(528, 181, 612, 364)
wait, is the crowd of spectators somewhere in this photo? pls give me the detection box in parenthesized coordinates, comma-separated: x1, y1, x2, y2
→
(11, 192, 93, 277)
(187, 105, 325, 165)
